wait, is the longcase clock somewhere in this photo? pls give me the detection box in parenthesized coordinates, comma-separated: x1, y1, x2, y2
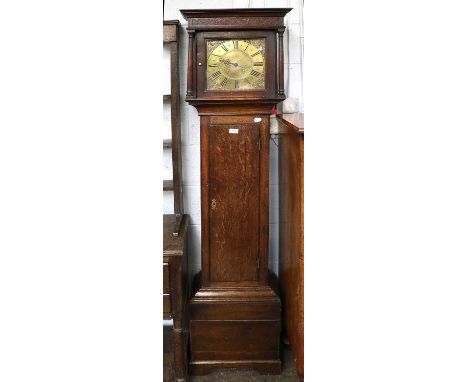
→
(181, 8, 291, 376)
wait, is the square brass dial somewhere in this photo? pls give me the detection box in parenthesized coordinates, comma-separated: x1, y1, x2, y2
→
(206, 39, 265, 91)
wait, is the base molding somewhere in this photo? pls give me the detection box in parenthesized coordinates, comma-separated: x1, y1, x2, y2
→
(189, 359, 282, 376)
(188, 275, 282, 376)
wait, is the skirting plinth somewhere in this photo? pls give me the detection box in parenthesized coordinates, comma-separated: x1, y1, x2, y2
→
(188, 276, 282, 376)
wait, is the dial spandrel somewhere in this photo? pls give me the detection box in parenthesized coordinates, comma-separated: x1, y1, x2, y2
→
(206, 39, 265, 91)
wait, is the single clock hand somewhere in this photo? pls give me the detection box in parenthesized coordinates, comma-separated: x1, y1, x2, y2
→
(221, 59, 242, 68)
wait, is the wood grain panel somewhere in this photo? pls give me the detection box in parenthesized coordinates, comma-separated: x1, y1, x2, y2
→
(200, 116, 210, 286)
(258, 116, 270, 283)
(163, 263, 170, 293)
(208, 122, 260, 282)
(190, 320, 279, 357)
(278, 114, 304, 378)
(163, 294, 171, 316)
(190, 301, 280, 320)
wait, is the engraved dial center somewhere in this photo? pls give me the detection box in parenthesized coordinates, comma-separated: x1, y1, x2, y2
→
(219, 50, 253, 80)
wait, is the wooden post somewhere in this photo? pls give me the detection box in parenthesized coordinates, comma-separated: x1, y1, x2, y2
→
(186, 30, 195, 98)
(277, 27, 285, 97)
(171, 41, 183, 220)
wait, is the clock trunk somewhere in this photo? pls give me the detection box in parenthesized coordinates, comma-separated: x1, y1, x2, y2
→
(208, 120, 261, 282)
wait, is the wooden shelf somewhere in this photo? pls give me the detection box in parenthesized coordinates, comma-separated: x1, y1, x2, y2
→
(277, 113, 304, 135)
(163, 179, 173, 191)
(163, 139, 172, 149)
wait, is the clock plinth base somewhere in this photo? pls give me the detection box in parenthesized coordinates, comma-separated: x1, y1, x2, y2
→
(190, 360, 281, 376)
(188, 274, 282, 376)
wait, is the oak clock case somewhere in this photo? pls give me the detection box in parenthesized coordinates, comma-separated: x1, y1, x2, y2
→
(181, 8, 291, 377)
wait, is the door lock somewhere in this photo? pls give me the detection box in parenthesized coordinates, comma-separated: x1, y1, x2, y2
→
(211, 198, 217, 210)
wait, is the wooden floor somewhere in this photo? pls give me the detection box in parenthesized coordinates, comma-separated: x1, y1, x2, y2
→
(164, 325, 299, 381)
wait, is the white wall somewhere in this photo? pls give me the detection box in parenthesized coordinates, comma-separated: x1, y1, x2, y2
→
(163, 0, 304, 281)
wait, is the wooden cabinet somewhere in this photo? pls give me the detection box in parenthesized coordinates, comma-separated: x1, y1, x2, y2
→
(180, 8, 291, 376)
(163, 214, 189, 382)
(278, 113, 304, 380)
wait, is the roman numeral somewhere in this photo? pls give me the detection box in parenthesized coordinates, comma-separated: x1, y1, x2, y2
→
(221, 78, 228, 87)
(253, 62, 263, 66)
(251, 51, 261, 57)
(233, 40, 238, 49)
(250, 70, 261, 78)
(244, 42, 250, 50)
(211, 71, 222, 79)
(221, 44, 228, 52)
(234, 80, 239, 89)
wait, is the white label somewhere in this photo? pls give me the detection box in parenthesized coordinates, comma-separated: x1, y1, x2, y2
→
(254, 117, 262, 122)
(229, 128, 238, 134)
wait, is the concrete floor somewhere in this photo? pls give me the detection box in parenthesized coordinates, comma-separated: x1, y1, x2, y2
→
(164, 325, 299, 381)
(189, 346, 299, 382)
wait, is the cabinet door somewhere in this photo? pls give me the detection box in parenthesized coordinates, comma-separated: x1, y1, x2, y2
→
(208, 122, 260, 282)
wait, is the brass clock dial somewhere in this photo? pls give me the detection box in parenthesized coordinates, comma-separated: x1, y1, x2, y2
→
(206, 39, 265, 91)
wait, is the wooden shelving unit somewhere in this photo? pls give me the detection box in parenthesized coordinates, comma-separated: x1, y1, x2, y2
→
(163, 20, 189, 382)
(163, 20, 184, 236)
